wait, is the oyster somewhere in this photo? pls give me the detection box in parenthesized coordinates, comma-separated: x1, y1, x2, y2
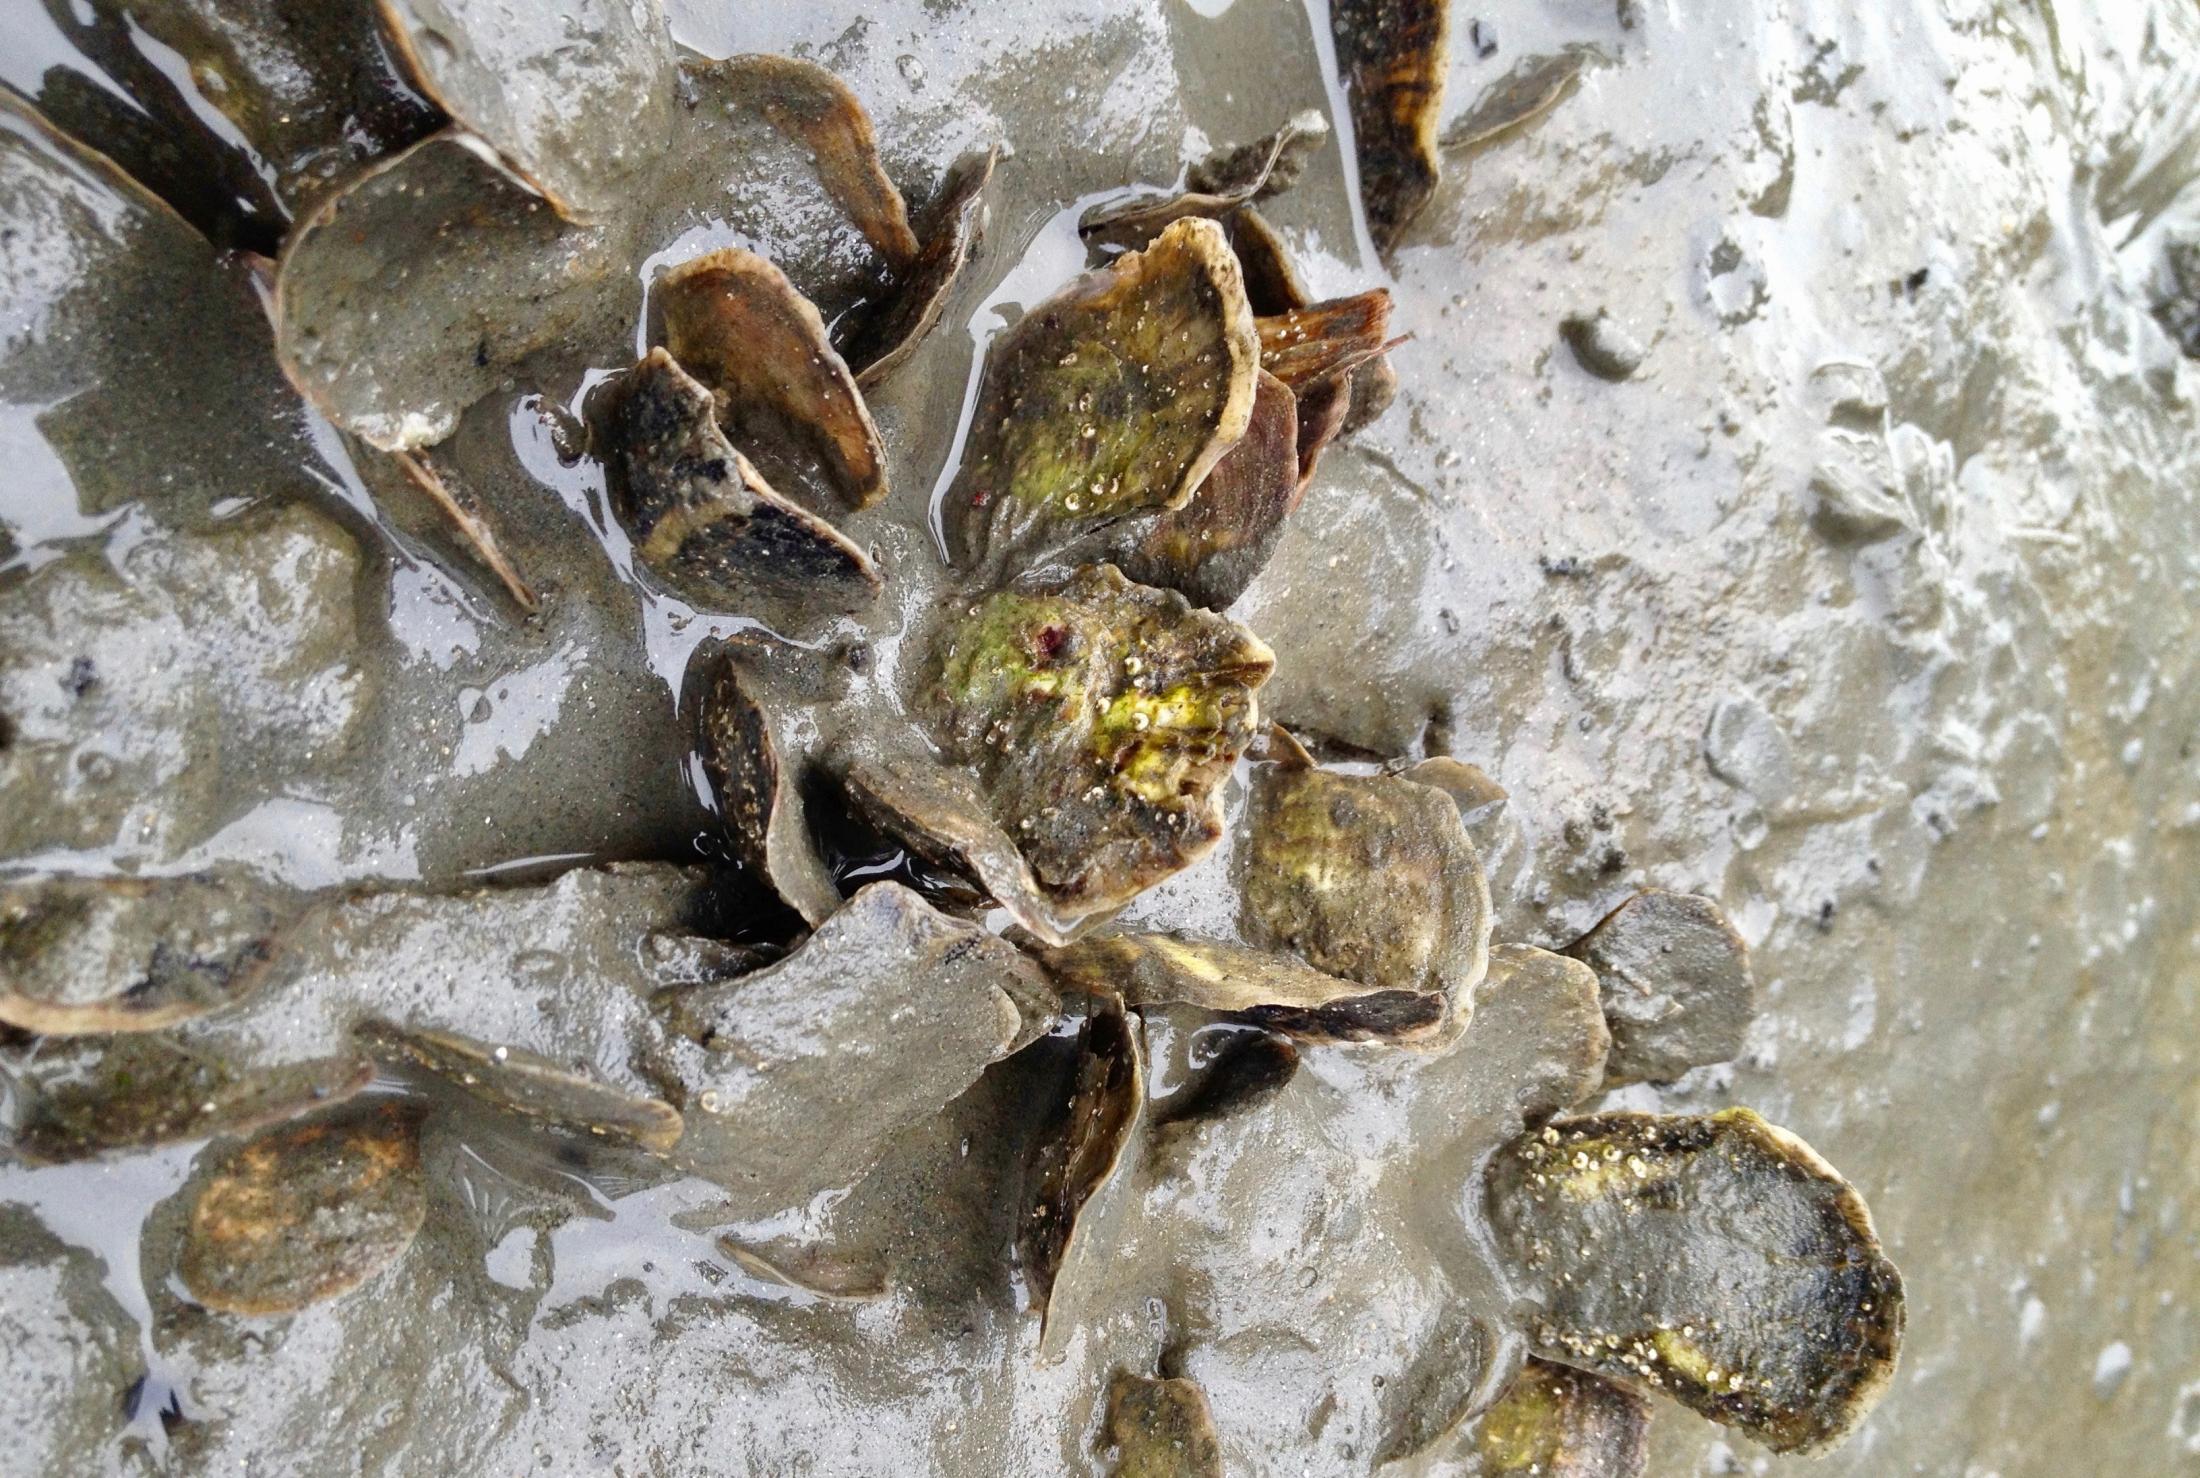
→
(944, 217, 1260, 571)
(1486, 1109, 1904, 1453)
(601, 349, 880, 616)
(915, 565, 1273, 934)
(657, 247, 890, 511)
(175, 1101, 428, 1316)
(1020, 995, 1144, 1327)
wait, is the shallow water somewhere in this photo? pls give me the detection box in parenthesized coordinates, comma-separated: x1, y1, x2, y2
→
(2, 0, 2197, 1473)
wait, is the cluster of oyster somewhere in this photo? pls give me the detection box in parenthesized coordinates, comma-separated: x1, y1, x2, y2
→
(0, 0, 1901, 1471)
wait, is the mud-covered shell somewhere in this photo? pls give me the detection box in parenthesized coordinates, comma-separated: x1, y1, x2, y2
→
(1036, 932, 1448, 1046)
(654, 882, 1049, 1212)
(1485, 1108, 1904, 1454)
(356, 1020, 684, 1152)
(1240, 755, 1492, 1007)
(710, 53, 918, 268)
(658, 248, 888, 513)
(1472, 1359, 1652, 1477)
(1020, 996, 1144, 1324)
(176, 1101, 428, 1316)
(1097, 368, 1304, 610)
(0, 873, 297, 1035)
(1104, 1370, 1224, 1478)
(839, 145, 998, 386)
(1561, 889, 1756, 1086)
(376, 0, 674, 222)
(718, 1234, 888, 1304)
(274, 129, 626, 452)
(603, 349, 880, 617)
(921, 565, 1274, 926)
(12, 1037, 374, 1164)
(1330, 0, 1449, 251)
(691, 647, 845, 926)
(1148, 1023, 1300, 1132)
(943, 217, 1260, 572)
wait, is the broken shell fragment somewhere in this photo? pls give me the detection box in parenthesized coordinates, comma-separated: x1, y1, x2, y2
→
(655, 882, 1048, 1212)
(376, 0, 674, 222)
(1331, 0, 1449, 252)
(177, 1101, 428, 1317)
(1560, 889, 1756, 1085)
(380, 447, 538, 613)
(835, 751, 1087, 944)
(710, 54, 918, 269)
(920, 565, 1274, 928)
(659, 248, 889, 511)
(1103, 1370, 1224, 1478)
(13, 1037, 374, 1164)
(944, 217, 1260, 571)
(0, 873, 297, 1035)
(1240, 752, 1492, 1009)
(691, 648, 845, 927)
(1486, 1108, 1904, 1454)
(1037, 933, 1446, 1046)
(718, 1234, 888, 1304)
(603, 348, 880, 616)
(1080, 109, 1328, 247)
(1020, 995, 1144, 1324)
(1473, 1359, 1652, 1477)
(274, 130, 626, 451)
(1256, 290, 1397, 396)
(1096, 368, 1303, 610)
(355, 1021, 684, 1152)
(839, 146, 999, 387)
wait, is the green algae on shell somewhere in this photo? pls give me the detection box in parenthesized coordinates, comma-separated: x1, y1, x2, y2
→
(1486, 1108, 1904, 1454)
(1091, 368, 1304, 611)
(1331, 0, 1450, 252)
(0, 873, 298, 1035)
(602, 348, 880, 618)
(176, 1101, 428, 1317)
(1103, 1370, 1224, 1478)
(943, 217, 1260, 571)
(376, 0, 673, 223)
(356, 1020, 685, 1153)
(838, 145, 999, 387)
(1560, 889, 1756, 1086)
(1239, 743, 1492, 1010)
(654, 882, 1052, 1213)
(658, 247, 889, 511)
(690, 645, 847, 927)
(1035, 932, 1448, 1046)
(274, 129, 626, 452)
(1472, 1359, 1652, 1477)
(919, 565, 1274, 927)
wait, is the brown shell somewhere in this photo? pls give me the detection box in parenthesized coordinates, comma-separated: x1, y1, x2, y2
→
(1330, 0, 1450, 251)
(1103, 1370, 1224, 1478)
(178, 1102, 428, 1316)
(1020, 997, 1144, 1325)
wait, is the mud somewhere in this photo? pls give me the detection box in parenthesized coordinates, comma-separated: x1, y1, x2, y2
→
(2, 1, 2197, 1474)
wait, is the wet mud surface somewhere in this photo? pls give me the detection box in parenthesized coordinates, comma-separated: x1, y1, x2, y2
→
(2, 1, 2197, 1474)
